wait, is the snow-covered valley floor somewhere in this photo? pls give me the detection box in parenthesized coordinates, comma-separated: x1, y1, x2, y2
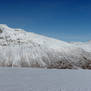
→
(0, 68, 91, 91)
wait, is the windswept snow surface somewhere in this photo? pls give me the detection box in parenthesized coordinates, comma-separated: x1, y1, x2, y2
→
(0, 24, 91, 69)
(0, 68, 91, 91)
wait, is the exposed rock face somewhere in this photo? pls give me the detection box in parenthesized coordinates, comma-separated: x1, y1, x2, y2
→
(0, 29, 2, 33)
(0, 24, 91, 69)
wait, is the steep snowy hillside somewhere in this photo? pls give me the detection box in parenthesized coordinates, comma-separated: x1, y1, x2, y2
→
(0, 24, 91, 69)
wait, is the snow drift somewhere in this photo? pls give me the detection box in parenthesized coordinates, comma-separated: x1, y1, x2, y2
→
(0, 24, 91, 69)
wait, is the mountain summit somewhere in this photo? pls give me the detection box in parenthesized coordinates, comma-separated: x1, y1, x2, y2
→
(0, 24, 91, 69)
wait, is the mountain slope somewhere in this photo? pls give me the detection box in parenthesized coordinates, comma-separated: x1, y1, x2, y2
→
(0, 24, 91, 69)
(71, 41, 91, 52)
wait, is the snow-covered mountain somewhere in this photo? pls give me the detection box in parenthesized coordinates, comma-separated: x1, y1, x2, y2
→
(0, 24, 91, 69)
(70, 41, 91, 52)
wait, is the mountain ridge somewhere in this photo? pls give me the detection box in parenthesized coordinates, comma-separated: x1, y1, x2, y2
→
(0, 24, 91, 69)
